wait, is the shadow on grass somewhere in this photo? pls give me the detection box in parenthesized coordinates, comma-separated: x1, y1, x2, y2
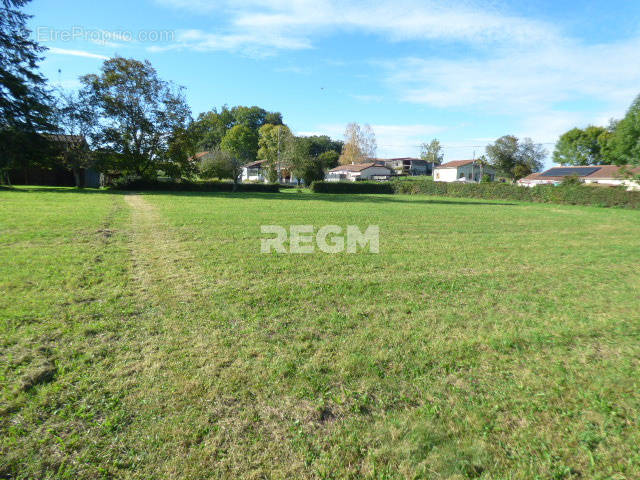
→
(2, 186, 518, 207)
(1, 186, 118, 195)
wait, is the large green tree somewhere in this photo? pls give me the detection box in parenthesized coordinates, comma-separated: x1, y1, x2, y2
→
(298, 135, 343, 158)
(486, 135, 546, 182)
(191, 106, 235, 151)
(220, 124, 258, 190)
(318, 150, 340, 170)
(80, 57, 192, 177)
(257, 123, 292, 182)
(53, 90, 97, 187)
(610, 94, 640, 166)
(191, 105, 283, 152)
(552, 126, 610, 166)
(284, 135, 342, 184)
(0, 0, 53, 184)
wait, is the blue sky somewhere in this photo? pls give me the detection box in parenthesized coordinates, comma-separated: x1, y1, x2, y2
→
(29, 0, 640, 165)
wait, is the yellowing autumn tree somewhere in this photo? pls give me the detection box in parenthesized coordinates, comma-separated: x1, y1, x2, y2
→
(339, 123, 377, 165)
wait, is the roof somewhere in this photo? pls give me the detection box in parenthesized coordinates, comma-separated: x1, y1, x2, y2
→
(329, 162, 391, 173)
(540, 166, 600, 177)
(383, 157, 425, 163)
(243, 159, 268, 168)
(192, 151, 210, 160)
(520, 165, 640, 183)
(436, 160, 475, 168)
(586, 165, 640, 179)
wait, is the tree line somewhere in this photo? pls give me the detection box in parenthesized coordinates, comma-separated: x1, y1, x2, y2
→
(0, 0, 546, 188)
(2, 0, 639, 188)
(553, 99, 640, 167)
(0, 1, 344, 187)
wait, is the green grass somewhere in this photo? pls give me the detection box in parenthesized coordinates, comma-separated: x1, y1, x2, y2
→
(1, 186, 639, 479)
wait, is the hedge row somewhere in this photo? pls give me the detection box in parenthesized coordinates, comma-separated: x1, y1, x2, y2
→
(111, 178, 280, 193)
(392, 179, 640, 208)
(310, 181, 394, 194)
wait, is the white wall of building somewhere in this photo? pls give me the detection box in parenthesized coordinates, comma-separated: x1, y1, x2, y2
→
(584, 179, 640, 191)
(519, 178, 640, 190)
(327, 166, 392, 182)
(434, 164, 495, 183)
(241, 167, 267, 183)
(433, 168, 458, 182)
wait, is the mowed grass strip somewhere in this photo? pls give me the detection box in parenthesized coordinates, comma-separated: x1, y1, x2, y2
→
(1, 187, 639, 479)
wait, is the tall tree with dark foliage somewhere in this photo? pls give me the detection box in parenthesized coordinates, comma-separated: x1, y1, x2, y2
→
(486, 135, 545, 182)
(81, 57, 192, 178)
(0, 0, 53, 184)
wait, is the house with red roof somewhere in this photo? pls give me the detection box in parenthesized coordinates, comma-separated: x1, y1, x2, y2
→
(518, 165, 640, 191)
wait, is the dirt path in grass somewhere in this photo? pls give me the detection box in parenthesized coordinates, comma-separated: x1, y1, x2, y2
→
(125, 193, 203, 304)
(121, 193, 313, 478)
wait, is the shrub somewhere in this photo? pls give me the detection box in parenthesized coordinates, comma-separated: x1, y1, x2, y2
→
(310, 181, 394, 194)
(394, 175, 433, 182)
(198, 149, 234, 179)
(111, 177, 280, 193)
(561, 174, 583, 186)
(390, 179, 640, 208)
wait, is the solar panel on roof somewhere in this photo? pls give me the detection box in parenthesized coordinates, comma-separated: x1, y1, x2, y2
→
(540, 167, 600, 177)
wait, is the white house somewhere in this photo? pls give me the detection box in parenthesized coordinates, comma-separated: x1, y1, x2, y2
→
(240, 159, 301, 184)
(241, 159, 269, 183)
(518, 165, 640, 191)
(434, 160, 496, 183)
(326, 162, 393, 182)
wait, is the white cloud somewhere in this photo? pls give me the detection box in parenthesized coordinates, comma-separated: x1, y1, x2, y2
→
(47, 47, 109, 60)
(153, 0, 558, 54)
(381, 37, 640, 151)
(152, 0, 640, 152)
(385, 37, 640, 114)
(156, 28, 311, 55)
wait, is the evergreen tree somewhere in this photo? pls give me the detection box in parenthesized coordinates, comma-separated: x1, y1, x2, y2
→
(0, 0, 53, 183)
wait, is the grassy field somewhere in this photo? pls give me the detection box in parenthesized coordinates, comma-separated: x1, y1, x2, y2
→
(1, 187, 639, 479)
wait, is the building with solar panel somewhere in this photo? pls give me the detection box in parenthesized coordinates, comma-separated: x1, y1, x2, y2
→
(518, 165, 640, 191)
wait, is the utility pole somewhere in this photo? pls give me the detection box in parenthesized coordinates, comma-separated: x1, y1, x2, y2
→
(277, 126, 281, 183)
(472, 150, 476, 182)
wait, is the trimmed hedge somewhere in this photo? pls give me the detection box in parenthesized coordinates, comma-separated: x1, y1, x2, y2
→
(111, 178, 280, 193)
(391, 179, 640, 208)
(310, 181, 394, 194)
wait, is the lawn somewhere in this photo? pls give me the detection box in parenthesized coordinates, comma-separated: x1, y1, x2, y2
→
(1, 187, 639, 479)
